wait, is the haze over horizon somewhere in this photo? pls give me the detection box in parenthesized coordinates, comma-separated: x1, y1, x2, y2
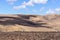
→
(0, 0, 60, 15)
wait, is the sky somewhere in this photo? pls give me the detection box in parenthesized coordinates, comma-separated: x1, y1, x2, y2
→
(0, 0, 60, 15)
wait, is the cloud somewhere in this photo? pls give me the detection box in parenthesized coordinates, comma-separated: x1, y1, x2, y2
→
(6, 0, 17, 2)
(46, 9, 55, 14)
(13, 0, 34, 10)
(6, 0, 17, 5)
(46, 8, 60, 14)
(13, 0, 48, 10)
(13, 4, 26, 10)
(55, 8, 60, 12)
(23, 1, 34, 6)
(32, 0, 48, 4)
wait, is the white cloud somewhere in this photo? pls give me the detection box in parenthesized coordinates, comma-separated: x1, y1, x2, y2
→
(13, 1, 33, 10)
(6, 0, 17, 2)
(32, 0, 48, 4)
(13, 0, 48, 10)
(55, 8, 60, 12)
(6, 0, 17, 5)
(23, 1, 34, 6)
(13, 5, 26, 10)
(46, 8, 60, 14)
(46, 9, 55, 14)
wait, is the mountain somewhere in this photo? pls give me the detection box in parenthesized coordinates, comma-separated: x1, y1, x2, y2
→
(0, 14, 60, 32)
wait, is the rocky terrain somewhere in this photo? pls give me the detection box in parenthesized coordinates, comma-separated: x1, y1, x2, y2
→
(0, 31, 60, 40)
(0, 14, 60, 32)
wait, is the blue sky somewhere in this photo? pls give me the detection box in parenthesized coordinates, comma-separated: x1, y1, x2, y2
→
(0, 0, 60, 15)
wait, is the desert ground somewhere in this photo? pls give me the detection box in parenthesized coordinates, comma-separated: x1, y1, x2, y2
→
(0, 31, 60, 40)
(0, 14, 60, 32)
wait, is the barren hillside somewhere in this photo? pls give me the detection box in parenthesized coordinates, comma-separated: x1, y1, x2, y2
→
(0, 14, 60, 32)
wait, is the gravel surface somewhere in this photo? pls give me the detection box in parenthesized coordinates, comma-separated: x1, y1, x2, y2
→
(0, 31, 60, 40)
